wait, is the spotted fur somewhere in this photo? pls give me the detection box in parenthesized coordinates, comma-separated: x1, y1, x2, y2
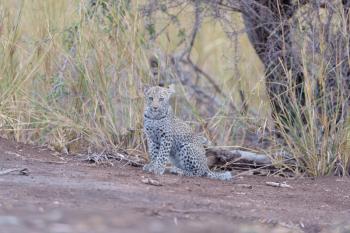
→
(143, 85, 232, 181)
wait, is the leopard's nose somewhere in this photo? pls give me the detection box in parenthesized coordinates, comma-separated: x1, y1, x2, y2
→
(152, 106, 159, 111)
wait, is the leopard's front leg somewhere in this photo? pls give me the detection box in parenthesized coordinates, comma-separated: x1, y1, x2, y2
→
(144, 131, 172, 175)
(151, 133, 172, 175)
(143, 136, 160, 172)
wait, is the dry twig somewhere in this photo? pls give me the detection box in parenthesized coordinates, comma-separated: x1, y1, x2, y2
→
(236, 184, 253, 189)
(265, 181, 292, 188)
(0, 168, 29, 176)
(141, 177, 162, 186)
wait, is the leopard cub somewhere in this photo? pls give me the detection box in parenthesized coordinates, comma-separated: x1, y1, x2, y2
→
(143, 85, 232, 181)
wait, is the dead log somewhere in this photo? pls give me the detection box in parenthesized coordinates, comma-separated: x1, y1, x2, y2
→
(206, 148, 272, 165)
(206, 147, 294, 170)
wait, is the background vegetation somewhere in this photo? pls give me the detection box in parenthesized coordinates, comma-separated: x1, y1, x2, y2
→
(0, 0, 349, 176)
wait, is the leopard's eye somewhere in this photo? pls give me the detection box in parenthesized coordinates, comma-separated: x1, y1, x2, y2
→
(159, 97, 164, 101)
(148, 97, 153, 101)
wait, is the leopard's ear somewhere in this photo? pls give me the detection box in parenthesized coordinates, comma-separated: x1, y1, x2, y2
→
(168, 84, 175, 96)
(143, 84, 151, 96)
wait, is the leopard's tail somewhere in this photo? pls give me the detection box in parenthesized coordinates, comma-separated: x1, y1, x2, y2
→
(206, 170, 232, 181)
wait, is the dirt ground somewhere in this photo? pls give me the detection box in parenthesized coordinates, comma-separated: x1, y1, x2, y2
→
(0, 137, 349, 233)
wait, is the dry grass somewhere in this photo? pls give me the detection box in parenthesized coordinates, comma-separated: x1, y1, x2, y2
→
(0, 0, 267, 152)
(269, 4, 350, 176)
(0, 0, 349, 176)
(0, 0, 149, 153)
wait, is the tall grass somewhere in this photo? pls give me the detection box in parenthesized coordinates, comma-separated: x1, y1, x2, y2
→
(0, 0, 348, 176)
(0, 0, 268, 155)
(0, 0, 150, 153)
(271, 69, 350, 176)
(270, 4, 350, 176)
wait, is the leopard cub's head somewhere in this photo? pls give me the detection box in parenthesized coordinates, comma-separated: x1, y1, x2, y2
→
(144, 85, 175, 118)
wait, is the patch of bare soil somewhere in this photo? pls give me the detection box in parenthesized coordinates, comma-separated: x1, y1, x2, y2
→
(0, 137, 349, 233)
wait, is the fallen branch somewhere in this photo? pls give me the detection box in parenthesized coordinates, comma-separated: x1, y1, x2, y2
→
(206, 148, 272, 165)
(265, 181, 292, 188)
(106, 152, 144, 167)
(0, 168, 29, 176)
(234, 150, 272, 164)
(236, 184, 253, 189)
(141, 177, 162, 186)
(79, 151, 144, 167)
(5, 150, 67, 164)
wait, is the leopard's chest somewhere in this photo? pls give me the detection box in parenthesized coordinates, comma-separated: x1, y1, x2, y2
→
(144, 117, 172, 143)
